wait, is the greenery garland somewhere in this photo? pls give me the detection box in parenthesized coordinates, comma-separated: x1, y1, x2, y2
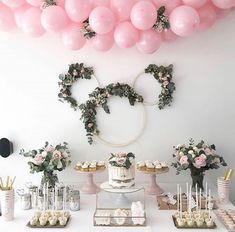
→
(79, 83, 144, 144)
(58, 63, 94, 111)
(144, 64, 175, 109)
(81, 19, 96, 40)
(152, 6, 170, 32)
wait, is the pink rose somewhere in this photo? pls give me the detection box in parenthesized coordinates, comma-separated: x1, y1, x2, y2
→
(45, 145, 55, 152)
(88, 123, 93, 128)
(116, 157, 126, 166)
(53, 150, 62, 160)
(33, 154, 45, 165)
(193, 155, 207, 169)
(179, 155, 189, 167)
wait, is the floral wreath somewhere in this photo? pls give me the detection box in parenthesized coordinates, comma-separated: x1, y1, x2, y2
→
(79, 83, 144, 144)
(58, 63, 100, 111)
(108, 153, 135, 169)
(133, 64, 175, 109)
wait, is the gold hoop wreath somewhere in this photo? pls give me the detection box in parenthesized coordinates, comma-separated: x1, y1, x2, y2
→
(58, 63, 176, 146)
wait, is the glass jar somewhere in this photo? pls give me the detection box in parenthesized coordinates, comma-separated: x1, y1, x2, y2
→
(69, 190, 80, 211)
(20, 193, 32, 210)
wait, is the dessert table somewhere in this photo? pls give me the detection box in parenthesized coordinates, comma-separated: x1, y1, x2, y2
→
(0, 183, 234, 232)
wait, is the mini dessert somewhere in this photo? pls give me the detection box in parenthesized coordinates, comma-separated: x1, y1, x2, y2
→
(49, 216, 57, 226)
(177, 218, 186, 227)
(75, 162, 82, 170)
(146, 162, 155, 172)
(131, 201, 146, 225)
(30, 217, 38, 226)
(39, 217, 47, 226)
(89, 163, 97, 172)
(59, 216, 67, 226)
(155, 164, 162, 170)
(206, 219, 214, 227)
(97, 161, 106, 170)
(161, 162, 168, 168)
(187, 218, 195, 227)
(113, 208, 129, 225)
(81, 163, 89, 172)
(137, 161, 146, 171)
(108, 153, 135, 188)
(95, 211, 111, 225)
(196, 218, 204, 227)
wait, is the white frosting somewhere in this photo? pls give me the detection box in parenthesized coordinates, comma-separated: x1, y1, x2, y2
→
(131, 201, 145, 225)
(146, 162, 154, 168)
(108, 164, 135, 188)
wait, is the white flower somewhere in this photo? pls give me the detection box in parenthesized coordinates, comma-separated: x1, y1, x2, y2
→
(179, 151, 184, 156)
(201, 154, 207, 160)
(188, 150, 194, 155)
(41, 151, 47, 157)
(193, 147, 199, 152)
(62, 152, 69, 158)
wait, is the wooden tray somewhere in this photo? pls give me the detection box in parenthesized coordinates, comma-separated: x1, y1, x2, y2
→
(26, 217, 70, 228)
(172, 216, 216, 229)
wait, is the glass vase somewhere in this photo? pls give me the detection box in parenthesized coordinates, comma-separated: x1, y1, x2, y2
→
(40, 171, 58, 189)
(190, 167, 205, 191)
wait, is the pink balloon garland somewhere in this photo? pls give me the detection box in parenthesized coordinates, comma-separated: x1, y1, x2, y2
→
(0, 0, 234, 54)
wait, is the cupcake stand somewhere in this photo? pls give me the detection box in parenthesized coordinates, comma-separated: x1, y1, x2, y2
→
(75, 170, 105, 194)
(138, 168, 169, 195)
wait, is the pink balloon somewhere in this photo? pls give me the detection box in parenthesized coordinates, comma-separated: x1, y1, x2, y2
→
(182, 0, 207, 9)
(130, 1, 157, 30)
(65, 0, 92, 23)
(0, 3, 15, 31)
(114, 21, 139, 48)
(152, 0, 182, 13)
(91, 31, 114, 51)
(21, 7, 45, 37)
(14, 3, 30, 28)
(136, 30, 162, 54)
(163, 29, 178, 42)
(61, 23, 86, 50)
(25, 0, 43, 7)
(92, 0, 110, 7)
(110, 0, 135, 21)
(89, 6, 115, 34)
(198, 4, 216, 31)
(41, 5, 68, 33)
(2, 0, 25, 8)
(211, 0, 235, 9)
(170, 6, 200, 37)
(55, 0, 65, 7)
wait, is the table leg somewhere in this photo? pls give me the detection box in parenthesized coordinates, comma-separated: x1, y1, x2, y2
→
(145, 174, 164, 195)
(82, 173, 100, 194)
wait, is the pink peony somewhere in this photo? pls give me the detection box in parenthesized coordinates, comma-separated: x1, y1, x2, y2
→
(53, 150, 62, 160)
(179, 155, 189, 166)
(193, 155, 207, 169)
(33, 154, 45, 166)
(88, 123, 93, 128)
(45, 145, 55, 152)
(116, 157, 126, 166)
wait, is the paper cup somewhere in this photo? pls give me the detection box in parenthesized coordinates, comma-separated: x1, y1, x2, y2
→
(0, 189, 14, 221)
(217, 177, 230, 203)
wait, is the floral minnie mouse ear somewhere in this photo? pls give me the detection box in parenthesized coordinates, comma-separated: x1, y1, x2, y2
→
(0, 138, 13, 158)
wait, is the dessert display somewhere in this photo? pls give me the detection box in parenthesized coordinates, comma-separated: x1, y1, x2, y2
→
(27, 211, 70, 228)
(108, 153, 135, 188)
(137, 160, 169, 173)
(131, 201, 146, 225)
(215, 209, 235, 231)
(113, 208, 129, 225)
(75, 160, 106, 172)
(173, 183, 216, 229)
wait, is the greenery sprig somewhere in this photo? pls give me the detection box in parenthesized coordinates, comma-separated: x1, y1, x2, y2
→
(145, 64, 175, 109)
(58, 63, 94, 111)
(152, 6, 170, 32)
(81, 19, 96, 40)
(79, 83, 144, 144)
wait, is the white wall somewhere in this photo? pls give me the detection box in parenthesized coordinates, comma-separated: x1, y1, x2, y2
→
(0, 12, 235, 203)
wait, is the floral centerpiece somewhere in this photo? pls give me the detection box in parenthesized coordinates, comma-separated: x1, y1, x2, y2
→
(20, 142, 71, 188)
(108, 153, 135, 169)
(172, 139, 227, 190)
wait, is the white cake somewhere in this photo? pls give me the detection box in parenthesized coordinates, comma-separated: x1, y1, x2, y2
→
(108, 153, 135, 188)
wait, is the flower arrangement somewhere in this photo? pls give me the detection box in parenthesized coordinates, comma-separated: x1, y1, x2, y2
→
(108, 153, 135, 169)
(172, 139, 227, 190)
(20, 142, 71, 187)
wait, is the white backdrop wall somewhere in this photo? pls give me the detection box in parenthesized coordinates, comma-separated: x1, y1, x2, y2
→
(0, 13, 235, 203)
